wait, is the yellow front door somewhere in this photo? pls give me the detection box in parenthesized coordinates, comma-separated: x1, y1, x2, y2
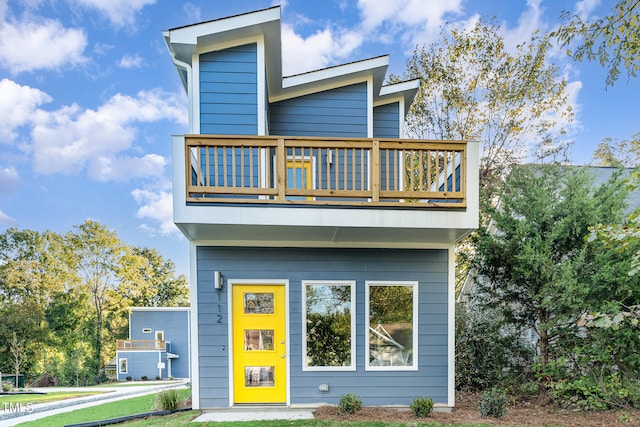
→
(232, 284, 286, 404)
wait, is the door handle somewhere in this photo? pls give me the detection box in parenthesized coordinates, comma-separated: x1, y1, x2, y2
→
(280, 354, 285, 359)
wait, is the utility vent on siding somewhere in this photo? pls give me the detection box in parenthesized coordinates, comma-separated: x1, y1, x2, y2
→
(142, 328, 152, 333)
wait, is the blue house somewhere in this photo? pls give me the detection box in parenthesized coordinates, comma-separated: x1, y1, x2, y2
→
(116, 307, 191, 380)
(163, 6, 479, 410)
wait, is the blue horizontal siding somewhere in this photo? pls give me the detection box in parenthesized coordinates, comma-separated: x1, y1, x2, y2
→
(129, 310, 190, 378)
(199, 44, 257, 135)
(196, 247, 450, 408)
(269, 83, 367, 137)
(374, 102, 399, 138)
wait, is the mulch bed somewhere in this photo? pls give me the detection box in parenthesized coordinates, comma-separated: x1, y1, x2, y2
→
(313, 392, 640, 426)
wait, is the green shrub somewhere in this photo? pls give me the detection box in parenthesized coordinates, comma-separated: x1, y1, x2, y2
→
(155, 389, 180, 411)
(338, 393, 362, 414)
(410, 396, 433, 418)
(2, 381, 13, 392)
(478, 388, 508, 418)
(125, 375, 132, 381)
(455, 303, 535, 392)
(140, 375, 148, 381)
(547, 372, 640, 410)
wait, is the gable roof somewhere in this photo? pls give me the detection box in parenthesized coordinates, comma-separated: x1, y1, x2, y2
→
(162, 6, 418, 108)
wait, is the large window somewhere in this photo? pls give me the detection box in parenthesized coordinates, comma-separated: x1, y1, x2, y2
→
(119, 358, 128, 374)
(302, 281, 355, 371)
(366, 281, 418, 370)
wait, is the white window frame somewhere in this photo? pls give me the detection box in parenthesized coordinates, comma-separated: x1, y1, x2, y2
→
(365, 281, 419, 371)
(119, 358, 128, 374)
(155, 330, 165, 349)
(302, 280, 356, 371)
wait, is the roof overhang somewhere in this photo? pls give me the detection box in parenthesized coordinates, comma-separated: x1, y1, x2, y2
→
(376, 79, 420, 114)
(163, 7, 282, 94)
(163, 6, 418, 108)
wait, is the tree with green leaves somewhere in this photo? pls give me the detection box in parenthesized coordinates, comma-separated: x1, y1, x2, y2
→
(472, 165, 631, 379)
(67, 220, 128, 379)
(390, 18, 574, 209)
(553, 0, 640, 87)
(117, 247, 189, 308)
(592, 133, 640, 168)
(0, 222, 188, 385)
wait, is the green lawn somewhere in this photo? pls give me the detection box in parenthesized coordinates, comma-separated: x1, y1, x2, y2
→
(0, 391, 103, 405)
(16, 388, 190, 427)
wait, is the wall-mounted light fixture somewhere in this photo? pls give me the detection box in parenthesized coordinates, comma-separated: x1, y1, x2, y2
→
(213, 271, 223, 290)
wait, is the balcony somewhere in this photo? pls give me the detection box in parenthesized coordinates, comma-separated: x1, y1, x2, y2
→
(184, 135, 467, 208)
(172, 134, 479, 245)
(117, 339, 166, 351)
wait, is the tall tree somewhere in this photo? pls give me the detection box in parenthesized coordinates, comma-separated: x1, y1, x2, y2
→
(68, 220, 127, 378)
(390, 19, 574, 208)
(553, 0, 640, 87)
(117, 247, 189, 308)
(472, 165, 629, 376)
(592, 133, 640, 168)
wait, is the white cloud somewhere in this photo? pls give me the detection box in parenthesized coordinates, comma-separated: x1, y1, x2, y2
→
(279, 0, 464, 75)
(183, 3, 201, 23)
(356, 0, 464, 47)
(0, 78, 51, 143)
(29, 89, 187, 180)
(92, 154, 165, 182)
(0, 17, 87, 74)
(0, 0, 6, 22)
(0, 209, 16, 226)
(576, 0, 601, 20)
(118, 54, 144, 69)
(132, 188, 180, 236)
(281, 23, 363, 75)
(72, 0, 156, 28)
(358, 0, 462, 31)
(500, 0, 546, 52)
(0, 165, 19, 193)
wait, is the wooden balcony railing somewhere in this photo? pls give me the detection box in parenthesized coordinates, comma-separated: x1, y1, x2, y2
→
(117, 339, 166, 351)
(185, 135, 467, 208)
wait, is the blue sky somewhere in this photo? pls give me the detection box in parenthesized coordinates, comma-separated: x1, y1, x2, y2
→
(1, 0, 638, 277)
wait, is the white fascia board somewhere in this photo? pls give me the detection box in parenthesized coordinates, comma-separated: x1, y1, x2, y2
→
(367, 75, 373, 138)
(376, 79, 420, 111)
(282, 56, 388, 88)
(179, 205, 477, 232)
(447, 245, 456, 408)
(465, 140, 481, 229)
(188, 242, 199, 409)
(272, 56, 389, 102)
(168, 7, 280, 46)
(379, 79, 420, 96)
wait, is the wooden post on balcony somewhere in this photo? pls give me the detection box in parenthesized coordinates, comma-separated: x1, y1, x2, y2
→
(372, 140, 380, 202)
(276, 138, 286, 200)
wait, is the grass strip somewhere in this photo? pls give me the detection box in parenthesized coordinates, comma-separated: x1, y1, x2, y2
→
(0, 392, 103, 405)
(16, 388, 190, 427)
